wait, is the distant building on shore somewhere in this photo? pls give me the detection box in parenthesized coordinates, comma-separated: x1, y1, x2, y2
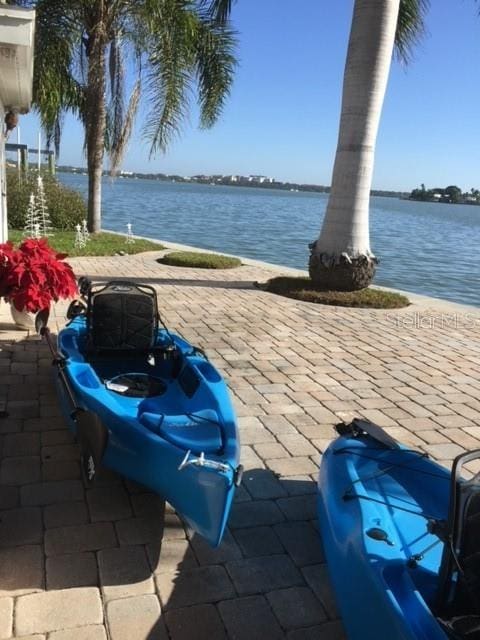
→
(248, 175, 275, 184)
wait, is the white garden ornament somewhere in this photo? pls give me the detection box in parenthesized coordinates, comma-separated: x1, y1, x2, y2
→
(36, 176, 53, 237)
(23, 194, 40, 238)
(81, 219, 90, 244)
(74, 224, 86, 249)
(125, 223, 135, 244)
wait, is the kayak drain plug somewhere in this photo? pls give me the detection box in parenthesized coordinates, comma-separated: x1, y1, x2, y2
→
(366, 527, 394, 546)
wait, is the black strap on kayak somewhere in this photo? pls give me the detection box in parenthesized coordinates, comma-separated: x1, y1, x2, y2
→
(335, 418, 450, 479)
(185, 412, 221, 427)
(344, 491, 441, 523)
(336, 447, 449, 481)
(339, 448, 447, 523)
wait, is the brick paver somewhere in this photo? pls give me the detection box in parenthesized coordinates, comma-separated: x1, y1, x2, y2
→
(46, 551, 98, 590)
(0, 545, 44, 597)
(98, 545, 155, 601)
(15, 587, 103, 635)
(218, 595, 284, 639)
(164, 604, 227, 640)
(106, 594, 167, 640)
(0, 250, 479, 637)
(49, 627, 107, 640)
(0, 597, 13, 639)
(266, 587, 327, 629)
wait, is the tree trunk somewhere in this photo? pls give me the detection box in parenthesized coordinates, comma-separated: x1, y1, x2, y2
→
(309, 0, 400, 290)
(86, 16, 107, 234)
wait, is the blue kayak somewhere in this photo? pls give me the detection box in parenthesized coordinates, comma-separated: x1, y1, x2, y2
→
(318, 419, 480, 640)
(44, 280, 242, 547)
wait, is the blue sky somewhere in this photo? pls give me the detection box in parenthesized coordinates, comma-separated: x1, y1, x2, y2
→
(17, 1, 480, 192)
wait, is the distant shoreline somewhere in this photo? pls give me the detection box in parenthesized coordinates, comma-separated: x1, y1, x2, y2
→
(409, 185, 480, 206)
(56, 168, 407, 200)
(409, 196, 480, 206)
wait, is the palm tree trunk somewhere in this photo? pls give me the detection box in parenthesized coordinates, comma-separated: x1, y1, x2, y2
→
(86, 20, 107, 234)
(309, 0, 400, 291)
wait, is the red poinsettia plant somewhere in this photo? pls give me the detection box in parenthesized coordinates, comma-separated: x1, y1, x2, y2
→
(0, 238, 77, 312)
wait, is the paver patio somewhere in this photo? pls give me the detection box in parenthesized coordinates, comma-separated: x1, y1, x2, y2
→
(0, 248, 479, 639)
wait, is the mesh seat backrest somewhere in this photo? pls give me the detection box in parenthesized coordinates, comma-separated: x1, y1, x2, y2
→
(454, 490, 480, 609)
(437, 451, 480, 619)
(87, 282, 158, 352)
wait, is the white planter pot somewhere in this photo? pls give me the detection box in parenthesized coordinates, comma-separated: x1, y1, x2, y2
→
(10, 304, 35, 330)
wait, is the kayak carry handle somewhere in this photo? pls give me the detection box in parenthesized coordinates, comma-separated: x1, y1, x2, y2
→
(78, 276, 92, 298)
(66, 299, 87, 320)
(178, 450, 230, 474)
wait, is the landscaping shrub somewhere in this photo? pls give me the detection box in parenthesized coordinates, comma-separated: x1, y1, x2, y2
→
(158, 251, 241, 269)
(261, 276, 410, 308)
(6, 171, 86, 229)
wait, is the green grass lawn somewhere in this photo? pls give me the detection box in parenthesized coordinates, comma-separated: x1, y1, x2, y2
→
(8, 230, 163, 257)
(261, 276, 410, 308)
(157, 251, 242, 269)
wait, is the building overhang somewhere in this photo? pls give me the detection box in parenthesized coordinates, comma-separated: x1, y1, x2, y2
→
(0, 5, 35, 113)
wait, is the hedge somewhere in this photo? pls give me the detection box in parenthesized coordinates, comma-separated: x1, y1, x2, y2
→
(6, 171, 87, 230)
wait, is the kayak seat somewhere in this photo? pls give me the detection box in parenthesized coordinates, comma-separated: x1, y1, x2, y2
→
(139, 410, 223, 454)
(437, 450, 480, 637)
(86, 281, 159, 353)
(439, 615, 480, 639)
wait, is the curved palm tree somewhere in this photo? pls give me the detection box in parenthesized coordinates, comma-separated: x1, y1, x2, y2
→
(309, 0, 429, 290)
(25, 0, 237, 232)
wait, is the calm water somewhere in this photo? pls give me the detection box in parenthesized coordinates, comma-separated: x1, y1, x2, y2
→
(59, 173, 480, 307)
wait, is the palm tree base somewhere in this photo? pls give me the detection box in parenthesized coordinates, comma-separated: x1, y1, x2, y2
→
(308, 253, 377, 291)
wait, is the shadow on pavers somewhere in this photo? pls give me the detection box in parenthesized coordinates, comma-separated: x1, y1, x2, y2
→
(144, 469, 345, 640)
(78, 274, 257, 290)
(0, 332, 167, 626)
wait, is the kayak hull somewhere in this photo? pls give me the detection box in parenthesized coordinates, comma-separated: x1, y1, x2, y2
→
(318, 430, 451, 640)
(54, 315, 240, 546)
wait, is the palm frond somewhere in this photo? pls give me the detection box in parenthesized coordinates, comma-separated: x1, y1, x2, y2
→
(32, 0, 237, 162)
(395, 0, 430, 64)
(142, 0, 195, 154)
(200, 0, 235, 24)
(194, 18, 237, 128)
(108, 79, 141, 175)
(54, 114, 63, 154)
(33, 0, 86, 155)
(142, 0, 236, 154)
(108, 34, 125, 150)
